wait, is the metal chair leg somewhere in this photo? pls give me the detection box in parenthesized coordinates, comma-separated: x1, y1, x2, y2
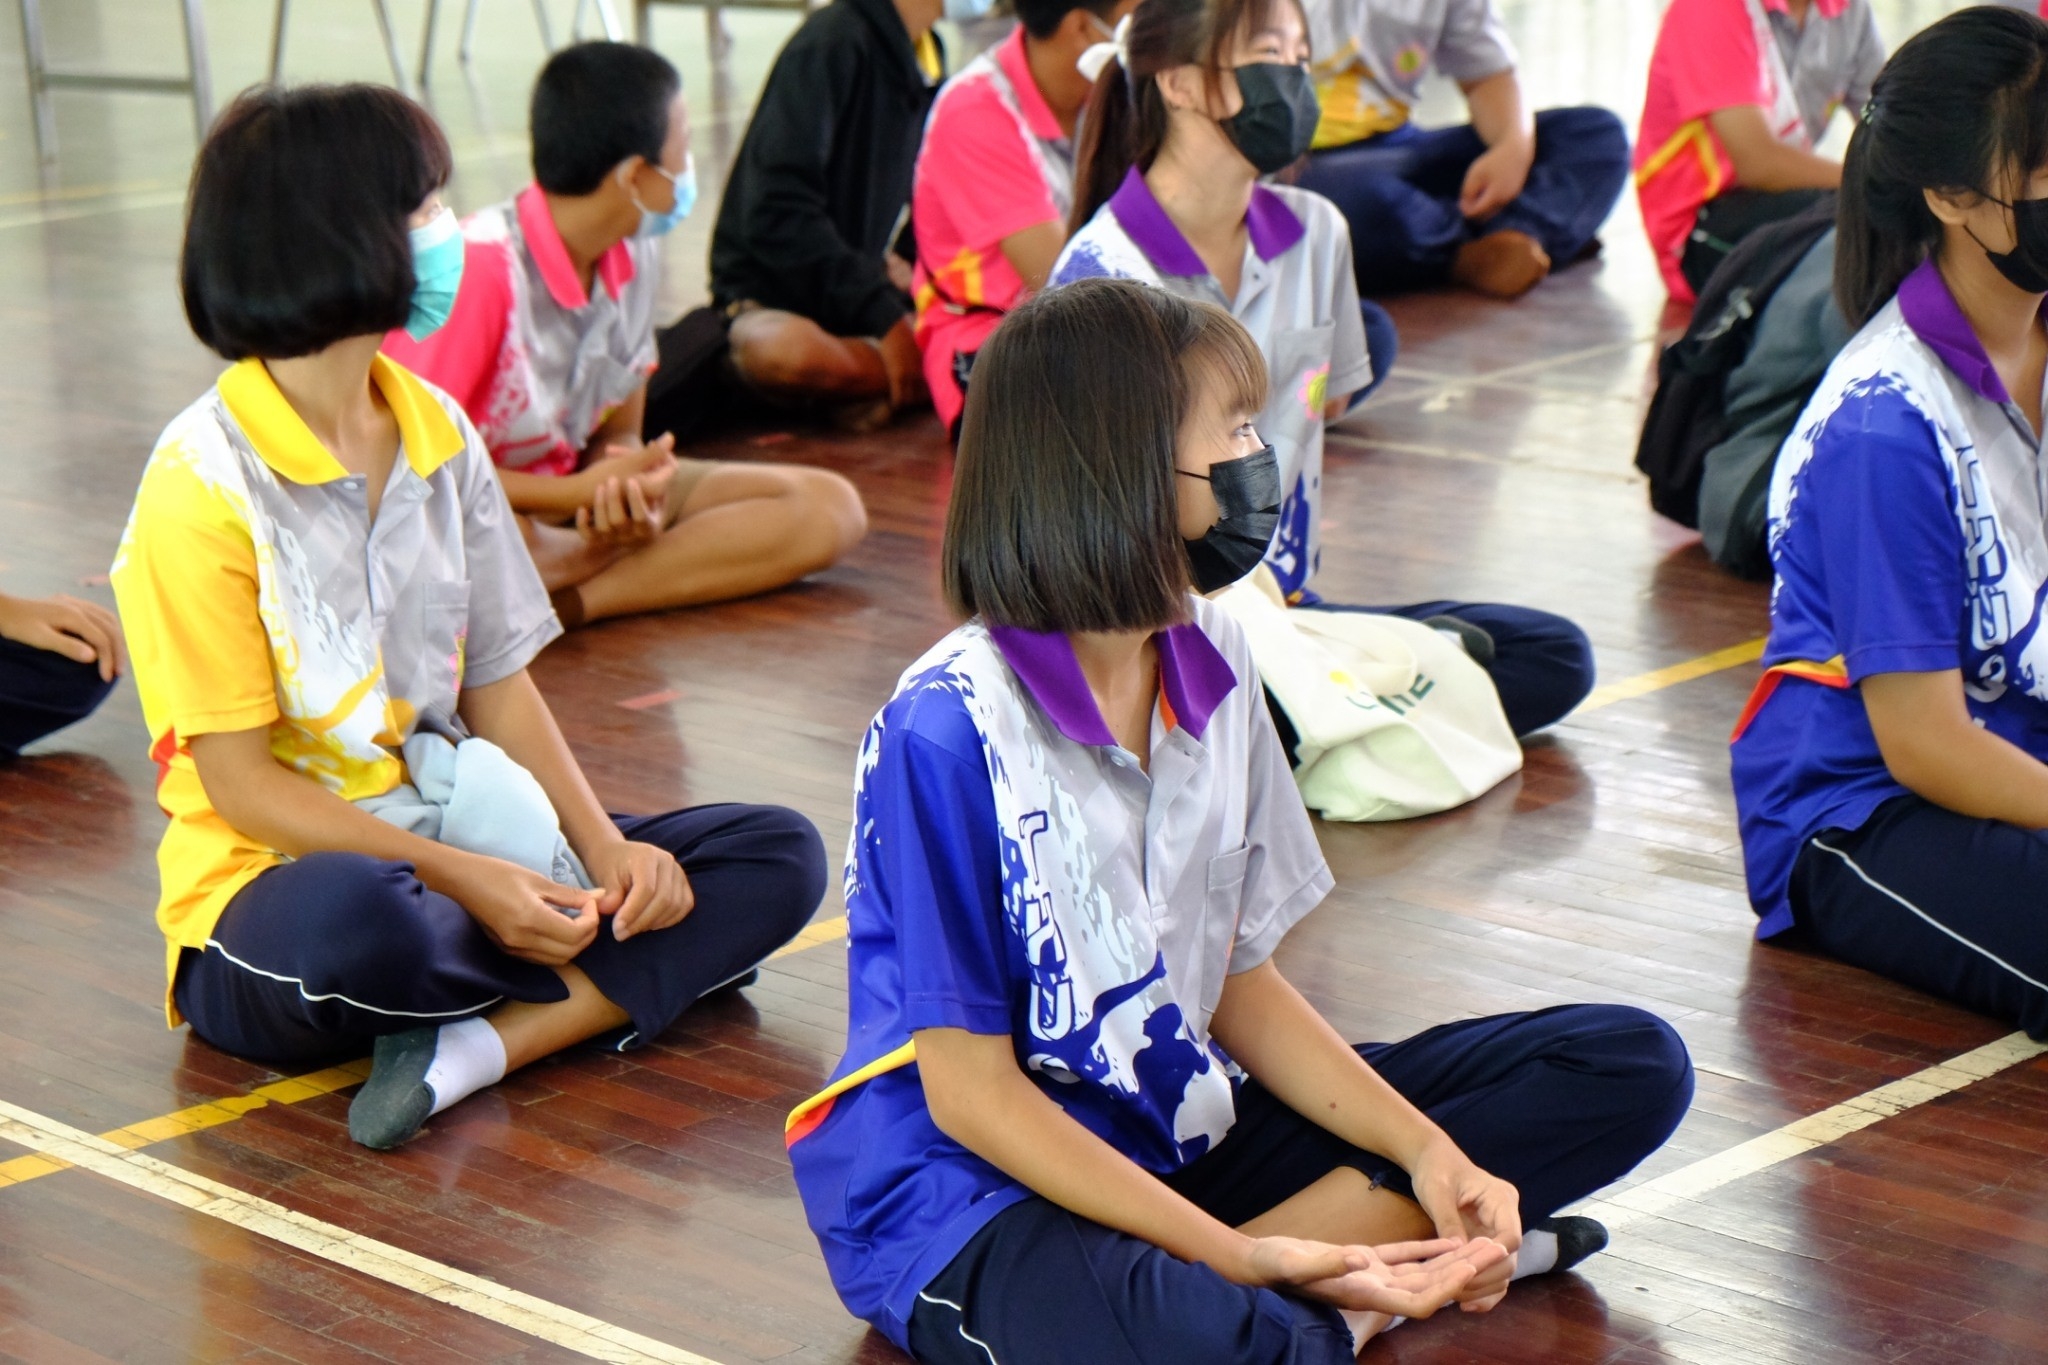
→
(17, 0, 58, 161)
(181, 0, 213, 134)
(418, 0, 441, 88)
(270, 0, 290, 85)
(370, 0, 413, 96)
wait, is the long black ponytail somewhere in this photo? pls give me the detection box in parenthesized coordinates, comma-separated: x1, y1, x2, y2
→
(1067, 0, 1285, 237)
(1836, 5, 2048, 326)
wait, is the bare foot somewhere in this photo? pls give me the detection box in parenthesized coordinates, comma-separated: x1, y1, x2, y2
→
(1451, 230, 1552, 299)
(519, 516, 623, 594)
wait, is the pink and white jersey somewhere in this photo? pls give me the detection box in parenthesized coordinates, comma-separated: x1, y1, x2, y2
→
(385, 186, 659, 477)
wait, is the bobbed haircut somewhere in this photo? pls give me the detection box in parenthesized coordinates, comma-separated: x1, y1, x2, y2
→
(944, 278, 1268, 634)
(1837, 5, 2048, 325)
(182, 84, 451, 361)
(531, 41, 681, 195)
(1015, 0, 1123, 40)
(1070, 0, 1299, 235)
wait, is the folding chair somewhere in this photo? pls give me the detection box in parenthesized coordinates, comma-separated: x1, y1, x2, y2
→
(15, 0, 213, 162)
(270, 0, 413, 97)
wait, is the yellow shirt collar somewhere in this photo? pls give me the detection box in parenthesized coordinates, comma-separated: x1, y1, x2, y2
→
(217, 354, 465, 486)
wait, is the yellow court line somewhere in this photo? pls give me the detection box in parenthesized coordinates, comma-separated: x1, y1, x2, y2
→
(1, 1029, 2040, 1365)
(0, 629, 1766, 1191)
(0, 920, 849, 1191)
(0, 633, 1770, 1190)
(1574, 636, 1766, 715)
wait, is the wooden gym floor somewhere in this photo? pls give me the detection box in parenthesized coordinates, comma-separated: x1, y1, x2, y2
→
(3, 1, 2046, 1361)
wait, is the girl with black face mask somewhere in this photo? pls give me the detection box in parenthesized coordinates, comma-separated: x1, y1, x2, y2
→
(1051, 0, 1599, 745)
(1731, 6, 2048, 1040)
(786, 276, 1694, 1365)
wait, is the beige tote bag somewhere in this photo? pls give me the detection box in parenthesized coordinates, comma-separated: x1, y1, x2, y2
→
(1215, 568, 1522, 822)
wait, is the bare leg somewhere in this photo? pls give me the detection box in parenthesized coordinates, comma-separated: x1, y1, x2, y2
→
(349, 964, 630, 1147)
(518, 512, 625, 593)
(486, 963, 629, 1069)
(570, 462, 868, 622)
(728, 307, 891, 401)
(1238, 1169, 1437, 1351)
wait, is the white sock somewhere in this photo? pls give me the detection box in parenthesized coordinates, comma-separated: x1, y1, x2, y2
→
(1339, 1310, 1404, 1352)
(1512, 1228, 1559, 1280)
(422, 1016, 508, 1116)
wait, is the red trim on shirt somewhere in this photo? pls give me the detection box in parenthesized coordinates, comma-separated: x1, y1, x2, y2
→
(515, 184, 637, 310)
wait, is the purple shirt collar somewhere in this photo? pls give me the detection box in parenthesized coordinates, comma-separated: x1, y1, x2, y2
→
(1106, 167, 1307, 279)
(987, 617, 1239, 746)
(1897, 258, 2015, 404)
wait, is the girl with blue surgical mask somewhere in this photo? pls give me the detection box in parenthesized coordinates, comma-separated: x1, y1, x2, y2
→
(114, 82, 827, 1152)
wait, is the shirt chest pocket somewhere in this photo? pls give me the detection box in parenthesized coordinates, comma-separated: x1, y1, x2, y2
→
(416, 580, 472, 700)
(1268, 322, 1338, 435)
(1194, 844, 1253, 1024)
(566, 347, 646, 444)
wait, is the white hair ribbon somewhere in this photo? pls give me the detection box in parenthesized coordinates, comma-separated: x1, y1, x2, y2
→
(1076, 13, 1132, 84)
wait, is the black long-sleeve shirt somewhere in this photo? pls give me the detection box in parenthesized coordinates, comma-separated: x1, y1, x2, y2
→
(709, 0, 941, 339)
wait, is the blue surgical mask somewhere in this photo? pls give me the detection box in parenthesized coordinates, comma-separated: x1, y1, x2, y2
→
(945, 0, 994, 20)
(631, 155, 697, 238)
(405, 206, 465, 341)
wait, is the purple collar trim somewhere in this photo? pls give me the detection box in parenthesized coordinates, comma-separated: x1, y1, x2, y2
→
(988, 617, 1239, 746)
(1106, 167, 1305, 279)
(1897, 259, 2011, 404)
(1244, 185, 1307, 259)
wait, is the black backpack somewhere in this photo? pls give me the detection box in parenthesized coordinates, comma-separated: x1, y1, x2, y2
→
(1634, 193, 1840, 529)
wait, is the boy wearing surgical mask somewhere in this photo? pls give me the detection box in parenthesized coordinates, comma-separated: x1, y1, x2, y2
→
(387, 42, 868, 628)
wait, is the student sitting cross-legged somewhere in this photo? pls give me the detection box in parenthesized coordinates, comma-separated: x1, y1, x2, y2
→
(708, 0, 947, 427)
(910, 0, 1139, 436)
(1053, 0, 1594, 740)
(1733, 7, 2048, 1038)
(385, 43, 867, 628)
(1296, 0, 1631, 301)
(113, 85, 828, 1151)
(0, 588, 121, 758)
(1635, 0, 1884, 302)
(786, 278, 1694, 1363)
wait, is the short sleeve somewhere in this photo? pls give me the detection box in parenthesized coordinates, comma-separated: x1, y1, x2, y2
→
(111, 449, 279, 740)
(1228, 644, 1334, 973)
(868, 700, 1012, 1035)
(1799, 391, 1965, 682)
(919, 84, 1061, 251)
(1655, 0, 1769, 127)
(449, 428, 562, 687)
(1322, 210, 1372, 400)
(381, 238, 515, 433)
(1435, 0, 1518, 83)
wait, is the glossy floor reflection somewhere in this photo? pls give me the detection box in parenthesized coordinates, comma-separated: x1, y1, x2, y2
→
(1, 2, 2043, 1362)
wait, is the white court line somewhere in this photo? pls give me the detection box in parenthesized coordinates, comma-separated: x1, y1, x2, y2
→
(1, 1031, 2042, 1358)
(1577, 1030, 2048, 1232)
(0, 1097, 723, 1365)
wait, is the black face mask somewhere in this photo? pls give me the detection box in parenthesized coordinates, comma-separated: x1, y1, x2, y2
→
(1181, 444, 1282, 593)
(1974, 195, 2048, 295)
(1219, 64, 1320, 176)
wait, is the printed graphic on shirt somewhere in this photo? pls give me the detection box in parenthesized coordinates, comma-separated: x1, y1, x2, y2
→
(844, 643, 1241, 1169)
